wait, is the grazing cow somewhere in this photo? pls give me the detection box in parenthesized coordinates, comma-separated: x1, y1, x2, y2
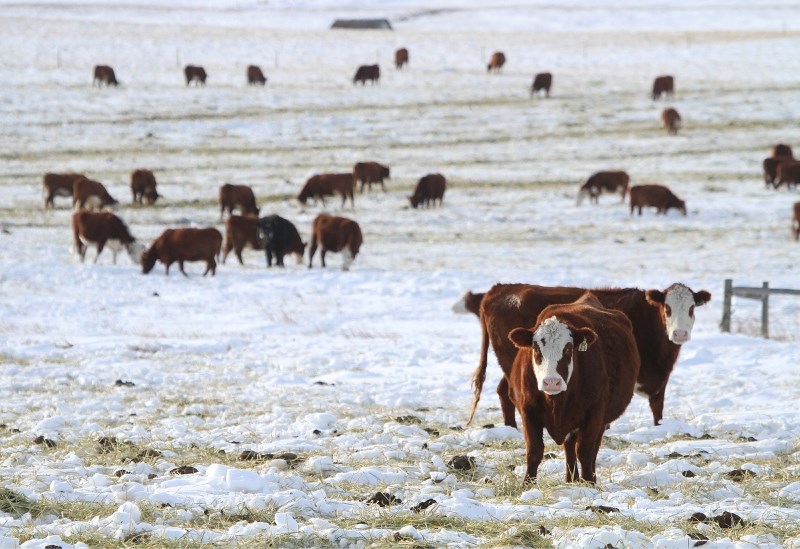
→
(652, 75, 674, 100)
(508, 292, 640, 483)
(662, 107, 681, 135)
(184, 65, 207, 86)
(298, 173, 355, 208)
(530, 72, 552, 98)
(73, 176, 118, 211)
(576, 170, 629, 205)
(219, 183, 259, 219)
(43, 172, 84, 209)
(353, 161, 390, 193)
(409, 173, 446, 209)
(353, 64, 380, 85)
(776, 161, 800, 190)
(468, 282, 711, 428)
(487, 51, 506, 73)
(773, 144, 794, 159)
(764, 144, 795, 188)
(247, 65, 267, 85)
(308, 214, 362, 271)
(794, 202, 800, 242)
(395, 47, 409, 69)
(130, 169, 160, 205)
(257, 214, 306, 267)
(141, 227, 222, 276)
(72, 211, 144, 265)
(222, 215, 260, 265)
(452, 291, 485, 317)
(629, 184, 686, 216)
(93, 65, 118, 87)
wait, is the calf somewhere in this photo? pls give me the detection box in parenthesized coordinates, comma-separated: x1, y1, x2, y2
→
(395, 47, 409, 69)
(130, 169, 160, 205)
(247, 65, 267, 85)
(508, 292, 640, 483)
(73, 176, 118, 211)
(452, 291, 485, 317)
(141, 227, 222, 276)
(776, 161, 800, 190)
(576, 170, 629, 205)
(353, 161, 390, 193)
(409, 173, 446, 209)
(661, 107, 681, 135)
(487, 51, 506, 73)
(222, 215, 260, 265)
(257, 214, 306, 267)
(468, 282, 711, 428)
(353, 64, 380, 85)
(93, 65, 119, 87)
(652, 75, 674, 100)
(530, 72, 552, 98)
(308, 214, 362, 271)
(72, 211, 144, 264)
(43, 172, 84, 209)
(298, 173, 355, 208)
(629, 184, 686, 216)
(219, 183, 259, 219)
(184, 65, 207, 86)
(794, 202, 800, 242)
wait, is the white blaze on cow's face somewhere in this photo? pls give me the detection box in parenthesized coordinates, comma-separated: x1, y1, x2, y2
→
(662, 286, 697, 344)
(529, 316, 576, 395)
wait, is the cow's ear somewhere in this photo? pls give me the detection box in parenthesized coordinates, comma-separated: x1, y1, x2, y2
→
(645, 289, 666, 306)
(508, 328, 533, 348)
(573, 327, 597, 351)
(693, 290, 711, 306)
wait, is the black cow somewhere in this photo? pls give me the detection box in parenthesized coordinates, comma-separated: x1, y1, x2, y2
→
(256, 214, 306, 267)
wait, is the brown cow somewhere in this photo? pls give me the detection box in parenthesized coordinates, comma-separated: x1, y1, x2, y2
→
(395, 47, 409, 69)
(662, 107, 681, 135)
(773, 143, 794, 159)
(184, 65, 207, 86)
(508, 292, 640, 483)
(298, 173, 355, 208)
(141, 227, 222, 276)
(219, 183, 259, 219)
(353, 161, 390, 193)
(222, 215, 260, 265)
(652, 75, 674, 100)
(487, 51, 506, 73)
(308, 214, 362, 271)
(73, 176, 118, 211)
(794, 202, 800, 242)
(763, 144, 794, 188)
(247, 65, 267, 85)
(72, 211, 144, 264)
(409, 173, 446, 209)
(776, 160, 800, 190)
(130, 169, 160, 205)
(576, 171, 629, 205)
(353, 64, 380, 85)
(93, 65, 118, 87)
(43, 172, 84, 209)
(530, 72, 552, 98)
(452, 291, 485, 317)
(468, 282, 711, 428)
(629, 184, 686, 216)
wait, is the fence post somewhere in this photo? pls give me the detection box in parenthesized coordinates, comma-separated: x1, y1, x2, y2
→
(720, 279, 732, 332)
(761, 281, 769, 339)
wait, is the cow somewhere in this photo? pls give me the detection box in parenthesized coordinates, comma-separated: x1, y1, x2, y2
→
(219, 183, 259, 219)
(652, 75, 674, 100)
(409, 173, 446, 209)
(487, 51, 506, 73)
(298, 173, 355, 209)
(184, 65, 207, 86)
(308, 214, 362, 271)
(73, 176, 118, 211)
(576, 171, 629, 205)
(662, 107, 681, 135)
(353, 64, 380, 85)
(467, 282, 711, 429)
(794, 202, 800, 242)
(395, 47, 409, 69)
(257, 214, 306, 267)
(141, 227, 222, 276)
(130, 169, 160, 205)
(629, 184, 686, 216)
(353, 161, 390, 193)
(93, 65, 118, 87)
(776, 161, 800, 190)
(763, 144, 795, 188)
(530, 72, 552, 98)
(247, 65, 267, 85)
(72, 210, 144, 265)
(222, 215, 260, 265)
(508, 292, 640, 483)
(773, 144, 794, 159)
(43, 172, 84, 209)
(452, 291, 485, 317)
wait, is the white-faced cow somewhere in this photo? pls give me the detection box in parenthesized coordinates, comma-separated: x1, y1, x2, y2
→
(43, 172, 84, 209)
(72, 211, 144, 265)
(219, 183, 259, 219)
(130, 169, 160, 205)
(141, 227, 222, 276)
(576, 171, 629, 205)
(73, 176, 118, 211)
(257, 214, 306, 267)
(298, 173, 355, 209)
(308, 214, 362, 271)
(629, 184, 686, 216)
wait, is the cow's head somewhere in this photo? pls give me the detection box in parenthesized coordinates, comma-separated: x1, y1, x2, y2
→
(140, 247, 158, 274)
(126, 241, 146, 265)
(646, 283, 711, 344)
(676, 199, 687, 216)
(408, 194, 421, 209)
(509, 316, 597, 395)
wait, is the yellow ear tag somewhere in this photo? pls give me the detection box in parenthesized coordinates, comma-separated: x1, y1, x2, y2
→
(578, 338, 588, 352)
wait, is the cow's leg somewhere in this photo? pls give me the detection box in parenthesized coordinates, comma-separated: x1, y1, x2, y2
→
(222, 241, 232, 264)
(266, 248, 274, 267)
(95, 241, 106, 264)
(206, 258, 217, 276)
(576, 417, 604, 483)
(648, 389, 665, 425)
(179, 260, 188, 277)
(320, 249, 327, 268)
(235, 245, 244, 265)
(520, 415, 544, 483)
(564, 433, 578, 482)
(276, 253, 285, 267)
(381, 180, 386, 192)
(496, 377, 517, 428)
(308, 239, 317, 268)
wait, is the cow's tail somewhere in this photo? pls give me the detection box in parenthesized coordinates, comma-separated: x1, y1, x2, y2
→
(466, 314, 491, 426)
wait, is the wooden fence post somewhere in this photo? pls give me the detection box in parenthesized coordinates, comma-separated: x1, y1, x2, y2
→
(721, 278, 732, 332)
(761, 281, 769, 339)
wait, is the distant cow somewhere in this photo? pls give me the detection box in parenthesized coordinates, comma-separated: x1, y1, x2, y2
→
(73, 176, 118, 211)
(652, 75, 674, 100)
(43, 172, 84, 209)
(141, 227, 222, 276)
(308, 214, 363, 271)
(629, 184, 686, 216)
(409, 173, 446, 209)
(93, 65, 118, 87)
(452, 291, 485, 317)
(353, 64, 380, 85)
(487, 51, 506, 73)
(298, 173, 355, 208)
(763, 144, 795, 188)
(661, 107, 681, 135)
(130, 169, 160, 205)
(773, 144, 793, 159)
(794, 202, 800, 242)
(530, 72, 552, 98)
(576, 170, 629, 205)
(508, 292, 640, 483)
(776, 161, 800, 190)
(247, 65, 267, 85)
(222, 215, 260, 265)
(353, 161, 390, 193)
(72, 211, 144, 265)
(184, 65, 207, 86)
(219, 183, 259, 219)
(257, 214, 306, 267)
(395, 47, 409, 69)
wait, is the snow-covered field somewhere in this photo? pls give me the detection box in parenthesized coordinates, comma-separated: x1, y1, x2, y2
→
(2, 1, 800, 547)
